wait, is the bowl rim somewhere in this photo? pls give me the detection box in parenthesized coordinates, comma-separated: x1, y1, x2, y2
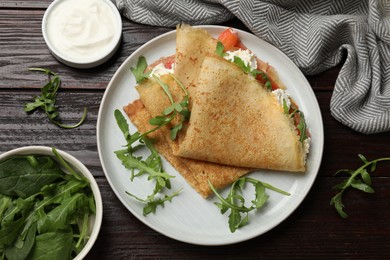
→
(41, 0, 122, 69)
(0, 145, 103, 260)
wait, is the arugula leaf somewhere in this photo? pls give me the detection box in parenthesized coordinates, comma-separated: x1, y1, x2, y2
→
(115, 151, 174, 181)
(147, 74, 190, 140)
(127, 189, 181, 216)
(4, 222, 36, 260)
(52, 147, 85, 181)
(216, 41, 226, 57)
(0, 217, 26, 246)
(282, 99, 290, 114)
(289, 109, 308, 143)
(114, 109, 142, 154)
(296, 111, 308, 142)
(130, 56, 151, 84)
(0, 156, 64, 198)
(28, 231, 73, 260)
(170, 123, 183, 140)
(233, 56, 251, 74)
(209, 177, 290, 232)
(25, 68, 87, 129)
(251, 69, 272, 90)
(330, 154, 390, 218)
(38, 193, 89, 234)
(114, 109, 181, 215)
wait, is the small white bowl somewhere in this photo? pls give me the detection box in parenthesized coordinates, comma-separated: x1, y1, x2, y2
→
(42, 0, 122, 68)
(0, 146, 103, 260)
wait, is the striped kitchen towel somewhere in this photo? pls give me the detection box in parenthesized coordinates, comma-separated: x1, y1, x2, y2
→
(116, 0, 390, 134)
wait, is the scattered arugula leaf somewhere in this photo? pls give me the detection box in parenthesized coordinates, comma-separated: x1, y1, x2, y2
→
(208, 177, 290, 233)
(130, 56, 151, 84)
(25, 68, 87, 129)
(0, 148, 95, 259)
(330, 154, 390, 218)
(114, 109, 181, 216)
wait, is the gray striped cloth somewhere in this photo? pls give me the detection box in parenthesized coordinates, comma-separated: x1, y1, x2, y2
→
(116, 0, 390, 134)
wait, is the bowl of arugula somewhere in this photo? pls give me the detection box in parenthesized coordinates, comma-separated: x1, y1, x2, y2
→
(0, 146, 103, 260)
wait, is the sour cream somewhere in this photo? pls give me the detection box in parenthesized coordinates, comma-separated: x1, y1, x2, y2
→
(303, 137, 311, 162)
(150, 63, 175, 78)
(44, 0, 121, 66)
(224, 49, 258, 71)
(303, 137, 311, 154)
(272, 88, 291, 111)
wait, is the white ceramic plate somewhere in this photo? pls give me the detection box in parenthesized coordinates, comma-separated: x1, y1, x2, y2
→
(97, 25, 324, 246)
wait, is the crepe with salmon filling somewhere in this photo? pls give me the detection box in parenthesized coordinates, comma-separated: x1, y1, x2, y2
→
(135, 26, 307, 171)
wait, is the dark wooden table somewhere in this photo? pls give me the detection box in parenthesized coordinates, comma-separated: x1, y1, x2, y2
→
(1, 1, 389, 259)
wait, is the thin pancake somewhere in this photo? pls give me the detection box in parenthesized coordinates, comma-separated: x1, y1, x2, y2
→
(173, 55, 306, 171)
(124, 99, 251, 198)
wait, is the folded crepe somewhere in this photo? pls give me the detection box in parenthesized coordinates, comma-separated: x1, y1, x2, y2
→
(135, 25, 307, 172)
(173, 55, 306, 171)
(124, 99, 251, 198)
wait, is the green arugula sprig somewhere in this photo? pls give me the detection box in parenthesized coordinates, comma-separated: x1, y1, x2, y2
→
(282, 99, 290, 114)
(287, 108, 308, 143)
(25, 68, 87, 129)
(330, 154, 390, 218)
(296, 111, 308, 142)
(209, 177, 290, 233)
(114, 109, 181, 216)
(215, 41, 272, 90)
(216, 41, 226, 57)
(149, 74, 190, 140)
(130, 56, 151, 84)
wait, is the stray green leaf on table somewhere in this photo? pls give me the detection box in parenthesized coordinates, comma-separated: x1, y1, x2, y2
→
(25, 68, 87, 129)
(330, 154, 390, 218)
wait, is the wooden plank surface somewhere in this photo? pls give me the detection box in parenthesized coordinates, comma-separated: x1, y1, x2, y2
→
(0, 1, 389, 259)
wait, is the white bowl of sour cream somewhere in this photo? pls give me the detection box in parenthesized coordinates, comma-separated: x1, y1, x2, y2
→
(42, 0, 122, 68)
